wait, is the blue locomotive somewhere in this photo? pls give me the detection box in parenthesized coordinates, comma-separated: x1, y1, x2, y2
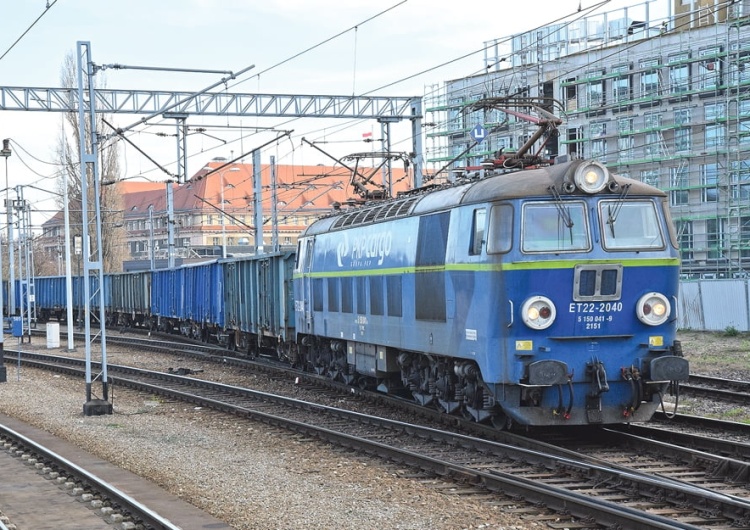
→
(23, 158, 688, 428)
(291, 158, 689, 427)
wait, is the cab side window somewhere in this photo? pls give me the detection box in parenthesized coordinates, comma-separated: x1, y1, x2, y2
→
(487, 204, 513, 254)
(469, 208, 486, 255)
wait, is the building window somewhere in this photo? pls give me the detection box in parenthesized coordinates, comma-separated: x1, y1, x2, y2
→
(641, 169, 659, 187)
(644, 112, 662, 130)
(740, 119, 750, 146)
(644, 131, 661, 158)
(618, 136, 634, 161)
(702, 163, 720, 202)
(612, 74, 630, 103)
(668, 52, 690, 94)
(618, 117, 633, 133)
(675, 220, 693, 261)
(590, 139, 607, 161)
(448, 97, 464, 132)
(705, 124, 725, 149)
(566, 126, 584, 159)
(589, 122, 606, 137)
(741, 217, 750, 259)
(705, 102, 726, 121)
(729, 43, 750, 85)
(639, 58, 661, 98)
(578, 70, 604, 109)
(731, 159, 750, 200)
(698, 47, 722, 90)
(670, 166, 689, 206)
(675, 127, 691, 152)
(706, 218, 722, 259)
(674, 108, 691, 125)
(564, 78, 577, 112)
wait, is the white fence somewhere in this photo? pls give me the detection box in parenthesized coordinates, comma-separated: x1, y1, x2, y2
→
(678, 280, 750, 331)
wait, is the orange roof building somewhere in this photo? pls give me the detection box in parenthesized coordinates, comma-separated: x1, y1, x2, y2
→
(40, 159, 413, 270)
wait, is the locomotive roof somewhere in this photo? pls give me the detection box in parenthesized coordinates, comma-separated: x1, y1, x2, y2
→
(303, 160, 666, 236)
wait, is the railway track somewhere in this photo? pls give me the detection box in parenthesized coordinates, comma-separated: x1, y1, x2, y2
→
(33, 328, 750, 412)
(681, 374, 750, 406)
(119, 331, 750, 410)
(0, 421, 182, 530)
(7, 350, 750, 529)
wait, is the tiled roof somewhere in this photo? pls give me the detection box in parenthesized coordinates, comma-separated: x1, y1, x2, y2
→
(43, 161, 413, 227)
(121, 162, 412, 217)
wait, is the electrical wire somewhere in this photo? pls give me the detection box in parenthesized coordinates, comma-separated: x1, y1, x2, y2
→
(231, 1, 406, 89)
(0, 0, 59, 63)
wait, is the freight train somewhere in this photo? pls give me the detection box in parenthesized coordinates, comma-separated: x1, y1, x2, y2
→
(24, 158, 689, 429)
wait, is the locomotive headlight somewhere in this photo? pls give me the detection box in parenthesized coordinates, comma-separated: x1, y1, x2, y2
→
(573, 161, 608, 194)
(636, 292, 671, 326)
(522, 296, 556, 330)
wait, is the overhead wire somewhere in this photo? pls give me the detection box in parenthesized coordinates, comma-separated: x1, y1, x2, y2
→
(80, 1, 671, 187)
(0, 0, 59, 63)
(124, 1, 409, 179)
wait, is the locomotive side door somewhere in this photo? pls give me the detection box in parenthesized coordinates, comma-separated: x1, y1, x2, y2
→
(300, 237, 315, 332)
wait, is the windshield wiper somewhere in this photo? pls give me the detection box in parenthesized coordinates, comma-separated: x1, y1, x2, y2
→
(548, 185, 575, 244)
(606, 184, 631, 237)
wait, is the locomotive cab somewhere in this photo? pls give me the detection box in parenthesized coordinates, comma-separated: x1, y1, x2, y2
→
(499, 160, 689, 425)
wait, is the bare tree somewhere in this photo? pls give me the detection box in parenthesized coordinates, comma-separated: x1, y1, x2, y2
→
(55, 52, 127, 272)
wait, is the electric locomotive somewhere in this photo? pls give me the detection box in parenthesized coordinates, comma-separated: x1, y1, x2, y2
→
(292, 158, 689, 428)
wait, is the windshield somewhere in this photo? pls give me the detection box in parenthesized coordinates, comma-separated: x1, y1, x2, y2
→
(599, 199, 665, 250)
(522, 202, 590, 252)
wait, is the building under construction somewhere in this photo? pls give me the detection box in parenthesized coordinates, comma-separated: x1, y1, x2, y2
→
(425, 0, 750, 278)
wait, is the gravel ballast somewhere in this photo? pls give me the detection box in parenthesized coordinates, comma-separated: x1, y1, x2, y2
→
(0, 336, 542, 530)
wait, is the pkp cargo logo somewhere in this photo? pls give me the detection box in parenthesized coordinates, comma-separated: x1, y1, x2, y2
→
(337, 231, 392, 267)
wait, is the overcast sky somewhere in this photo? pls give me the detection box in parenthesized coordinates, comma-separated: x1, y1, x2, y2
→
(0, 0, 658, 228)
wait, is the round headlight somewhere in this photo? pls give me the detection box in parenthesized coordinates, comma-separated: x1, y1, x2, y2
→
(573, 161, 608, 194)
(522, 296, 557, 330)
(636, 292, 671, 326)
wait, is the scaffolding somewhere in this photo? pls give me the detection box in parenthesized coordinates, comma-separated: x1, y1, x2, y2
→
(425, 0, 750, 277)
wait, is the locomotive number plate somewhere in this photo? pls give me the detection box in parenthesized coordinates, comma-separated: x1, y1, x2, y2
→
(570, 302, 623, 330)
